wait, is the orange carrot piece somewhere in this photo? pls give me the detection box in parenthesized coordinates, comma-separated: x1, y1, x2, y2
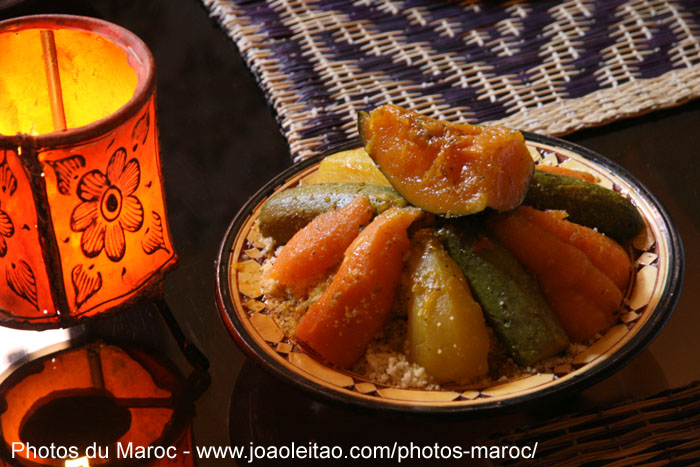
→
(295, 207, 421, 368)
(518, 206, 632, 292)
(487, 210, 623, 341)
(543, 288, 610, 342)
(536, 165, 596, 182)
(264, 196, 373, 297)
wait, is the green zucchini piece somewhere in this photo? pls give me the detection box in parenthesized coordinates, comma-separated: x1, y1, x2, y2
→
(259, 183, 406, 244)
(524, 170, 644, 243)
(438, 221, 569, 366)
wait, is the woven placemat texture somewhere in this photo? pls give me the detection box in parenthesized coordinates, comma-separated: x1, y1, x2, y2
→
(202, 0, 700, 161)
(203, 0, 700, 159)
(490, 381, 700, 466)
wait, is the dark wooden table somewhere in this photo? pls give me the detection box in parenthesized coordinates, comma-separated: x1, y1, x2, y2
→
(1, 0, 698, 465)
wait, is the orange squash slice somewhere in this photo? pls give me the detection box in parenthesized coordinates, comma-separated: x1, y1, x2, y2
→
(358, 104, 534, 216)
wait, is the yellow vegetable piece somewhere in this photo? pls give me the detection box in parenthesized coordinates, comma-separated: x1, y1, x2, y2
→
(405, 229, 490, 383)
(305, 148, 392, 186)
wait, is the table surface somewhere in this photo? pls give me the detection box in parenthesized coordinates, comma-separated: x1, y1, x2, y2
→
(1, 0, 699, 465)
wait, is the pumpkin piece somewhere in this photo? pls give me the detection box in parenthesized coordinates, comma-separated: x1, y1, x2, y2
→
(295, 207, 422, 368)
(536, 165, 596, 182)
(307, 148, 391, 186)
(264, 196, 373, 298)
(518, 206, 632, 292)
(358, 104, 534, 216)
(487, 209, 623, 341)
(405, 229, 489, 383)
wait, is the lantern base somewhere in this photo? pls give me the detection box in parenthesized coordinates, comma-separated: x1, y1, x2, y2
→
(154, 298, 210, 373)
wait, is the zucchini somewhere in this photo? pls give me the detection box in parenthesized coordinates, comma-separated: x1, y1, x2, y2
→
(439, 220, 569, 366)
(524, 170, 644, 243)
(259, 183, 406, 244)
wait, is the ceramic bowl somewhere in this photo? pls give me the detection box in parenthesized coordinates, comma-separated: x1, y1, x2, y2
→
(215, 133, 684, 413)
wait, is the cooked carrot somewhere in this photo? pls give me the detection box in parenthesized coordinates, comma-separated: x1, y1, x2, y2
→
(487, 210, 623, 341)
(543, 288, 610, 342)
(536, 165, 596, 182)
(295, 207, 422, 368)
(264, 196, 373, 297)
(518, 206, 632, 292)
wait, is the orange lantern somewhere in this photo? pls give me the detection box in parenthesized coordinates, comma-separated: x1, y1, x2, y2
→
(0, 340, 200, 466)
(0, 15, 177, 328)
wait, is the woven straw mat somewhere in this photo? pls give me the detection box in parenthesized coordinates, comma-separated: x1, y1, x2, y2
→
(490, 381, 700, 466)
(202, 0, 700, 161)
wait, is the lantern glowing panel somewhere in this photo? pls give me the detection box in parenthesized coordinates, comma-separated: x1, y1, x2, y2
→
(0, 15, 177, 328)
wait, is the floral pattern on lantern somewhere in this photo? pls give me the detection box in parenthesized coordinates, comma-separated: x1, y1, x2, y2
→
(6, 260, 38, 310)
(0, 153, 15, 258)
(0, 147, 53, 321)
(0, 98, 178, 324)
(53, 100, 175, 318)
(46, 155, 85, 196)
(70, 147, 144, 262)
(0, 203, 13, 257)
(0, 150, 40, 313)
(0, 154, 17, 197)
(141, 211, 169, 255)
(71, 264, 102, 309)
(41, 100, 177, 318)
